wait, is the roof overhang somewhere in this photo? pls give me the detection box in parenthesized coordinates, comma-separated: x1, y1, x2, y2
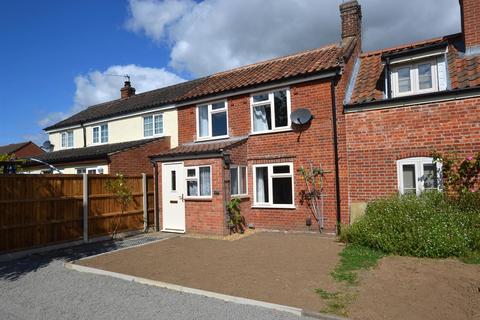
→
(381, 41, 449, 63)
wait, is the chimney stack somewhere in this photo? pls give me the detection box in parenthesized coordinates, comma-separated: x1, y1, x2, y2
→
(120, 80, 136, 99)
(340, 0, 362, 44)
(460, 0, 480, 54)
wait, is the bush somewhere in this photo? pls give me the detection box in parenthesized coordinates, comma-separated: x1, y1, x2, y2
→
(345, 191, 480, 258)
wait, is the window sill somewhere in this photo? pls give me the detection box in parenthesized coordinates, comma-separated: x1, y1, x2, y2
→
(251, 204, 296, 210)
(144, 134, 165, 139)
(195, 135, 230, 143)
(231, 195, 249, 199)
(249, 128, 292, 136)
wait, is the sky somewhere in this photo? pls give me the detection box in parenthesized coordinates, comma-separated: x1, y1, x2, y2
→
(0, 0, 461, 146)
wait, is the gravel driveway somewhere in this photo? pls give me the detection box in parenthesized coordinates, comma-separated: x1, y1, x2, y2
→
(0, 234, 315, 320)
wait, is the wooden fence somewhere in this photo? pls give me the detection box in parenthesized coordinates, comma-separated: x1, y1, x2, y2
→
(0, 174, 155, 253)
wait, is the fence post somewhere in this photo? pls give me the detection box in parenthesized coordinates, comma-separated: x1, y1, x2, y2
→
(142, 173, 148, 232)
(83, 173, 89, 243)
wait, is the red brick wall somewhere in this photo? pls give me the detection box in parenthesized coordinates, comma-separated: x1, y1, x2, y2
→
(109, 138, 171, 175)
(14, 143, 44, 158)
(345, 97, 480, 202)
(461, 0, 480, 49)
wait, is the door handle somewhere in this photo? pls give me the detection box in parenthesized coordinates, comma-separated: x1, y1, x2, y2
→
(179, 194, 184, 202)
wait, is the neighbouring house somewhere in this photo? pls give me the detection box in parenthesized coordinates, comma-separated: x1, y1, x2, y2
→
(32, 0, 480, 235)
(0, 141, 44, 158)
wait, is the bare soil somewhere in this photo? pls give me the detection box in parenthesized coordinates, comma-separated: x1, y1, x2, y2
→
(350, 256, 480, 320)
(77, 232, 343, 311)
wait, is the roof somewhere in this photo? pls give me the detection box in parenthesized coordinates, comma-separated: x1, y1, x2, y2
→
(45, 41, 350, 131)
(151, 136, 248, 160)
(29, 137, 164, 165)
(0, 141, 32, 155)
(348, 33, 480, 105)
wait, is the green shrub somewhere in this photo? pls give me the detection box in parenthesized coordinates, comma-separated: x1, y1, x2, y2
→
(345, 191, 479, 258)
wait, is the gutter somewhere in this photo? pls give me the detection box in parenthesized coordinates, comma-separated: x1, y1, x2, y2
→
(330, 72, 342, 234)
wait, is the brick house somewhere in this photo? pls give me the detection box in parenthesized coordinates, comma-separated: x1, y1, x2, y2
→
(0, 141, 44, 158)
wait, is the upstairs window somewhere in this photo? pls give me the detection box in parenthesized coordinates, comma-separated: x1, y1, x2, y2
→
(397, 157, 442, 195)
(61, 131, 74, 148)
(391, 55, 447, 98)
(93, 124, 108, 144)
(144, 114, 164, 137)
(251, 89, 291, 133)
(197, 101, 228, 140)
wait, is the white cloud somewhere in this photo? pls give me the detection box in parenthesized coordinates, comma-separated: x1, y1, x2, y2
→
(39, 64, 185, 128)
(126, 0, 461, 77)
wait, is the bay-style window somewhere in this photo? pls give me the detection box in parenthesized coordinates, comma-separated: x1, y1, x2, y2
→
(397, 157, 441, 195)
(61, 131, 74, 148)
(185, 166, 212, 198)
(93, 124, 108, 144)
(253, 163, 294, 208)
(197, 101, 228, 140)
(144, 114, 163, 137)
(230, 166, 247, 196)
(251, 88, 291, 133)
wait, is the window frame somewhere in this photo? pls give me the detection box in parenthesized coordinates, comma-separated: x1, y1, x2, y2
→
(250, 88, 292, 135)
(61, 131, 74, 149)
(196, 100, 229, 141)
(76, 166, 104, 174)
(184, 165, 213, 199)
(391, 58, 439, 98)
(230, 165, 248, 197)
(92, 124, 109, 144)
(143, 113, 164, 138)
(252, 162, 295, 209)
(396, 157, 442, 195)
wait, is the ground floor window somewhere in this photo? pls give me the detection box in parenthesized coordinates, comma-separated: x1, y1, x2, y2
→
(397, 157, 441, 195)
(76, 167, 104, 174)
(185, 165, 212, 198)
(253, 163, 294, 207)
(230, 166, 247, 196)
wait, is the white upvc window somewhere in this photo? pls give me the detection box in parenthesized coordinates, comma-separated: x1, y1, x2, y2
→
(397, 157, 442, 195)
(144, 113, 164, 137)
(197, 101, 228, 141)
(250, 88, 291, 134)
(230, 166, 247, 196)
(185, 165, 212, 198)
(253, 162, 294, 208)
(61, 131, 74, 149)
(391, 58, 443, 98)
(76, 167, 104, 174)
(92, 124, 108, 144)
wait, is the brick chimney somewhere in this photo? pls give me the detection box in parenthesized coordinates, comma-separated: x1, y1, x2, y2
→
(120, 80, 136, 99)
(460, 0, 480, 54)
(340, 0, 362, 43)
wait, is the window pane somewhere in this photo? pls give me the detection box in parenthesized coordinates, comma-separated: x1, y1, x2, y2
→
(187, 181, 198, 196)
(87, 169, 97, 174)
(187, 169, 196, 177)
(253, 93, 269, 102)
(62, 133, 66, 148)
(144, 116, 153, 137)
(211, 102, 225, 110)
(212, 111, 227, 136)
(67, 132, 73, 147)
(230, 168, 239, 195)
(274, 90, 288, 127)
(423, 164, 438, 189)
(253, 105, 272, 132)
(240, 166, 247, 194)
(402, 164, 416, 194)
(255, 167, 269, 203)
(93, 127, 99, 143)
(154, 115, 163, 135)
(198, 105, 209, 137)
(171, 170, 176, 191)
(76, 168, 86, 174)
(398, 67, 411, 93)
(199, 167, 211, 196)
(418, 63, 432, 90)
(273, 165, 290, 174)
(272, 177, 293, 204)
(101, 125, 108, 143)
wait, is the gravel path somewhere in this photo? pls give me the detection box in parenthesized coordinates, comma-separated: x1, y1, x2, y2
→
(0, 235, 315, 320)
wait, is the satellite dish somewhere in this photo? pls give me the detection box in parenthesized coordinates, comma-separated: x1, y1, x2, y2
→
(290, 108, 313, 125)
(42, 140, 54, 153)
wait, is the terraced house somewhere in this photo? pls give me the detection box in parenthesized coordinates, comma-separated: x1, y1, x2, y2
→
(31, 0, 480, 235)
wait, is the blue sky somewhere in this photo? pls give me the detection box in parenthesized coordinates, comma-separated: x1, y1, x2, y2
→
(0, 0, 461, 147)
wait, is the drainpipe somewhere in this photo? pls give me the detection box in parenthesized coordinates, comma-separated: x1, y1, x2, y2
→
(385, 58, 392, 99)
(81, 122, 87, 147)
(151, 160, 160, 232)
(330, 73, 342, 235)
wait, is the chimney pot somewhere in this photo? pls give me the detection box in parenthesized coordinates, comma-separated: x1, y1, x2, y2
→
(120, 81, 136, 99)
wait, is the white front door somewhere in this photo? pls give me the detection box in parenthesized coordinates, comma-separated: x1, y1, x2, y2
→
(162, 162, 186, 232)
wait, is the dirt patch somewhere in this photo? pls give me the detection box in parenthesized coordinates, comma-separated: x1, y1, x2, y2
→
(350, 256, 480, 320)
(77, 232, 343, 311)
